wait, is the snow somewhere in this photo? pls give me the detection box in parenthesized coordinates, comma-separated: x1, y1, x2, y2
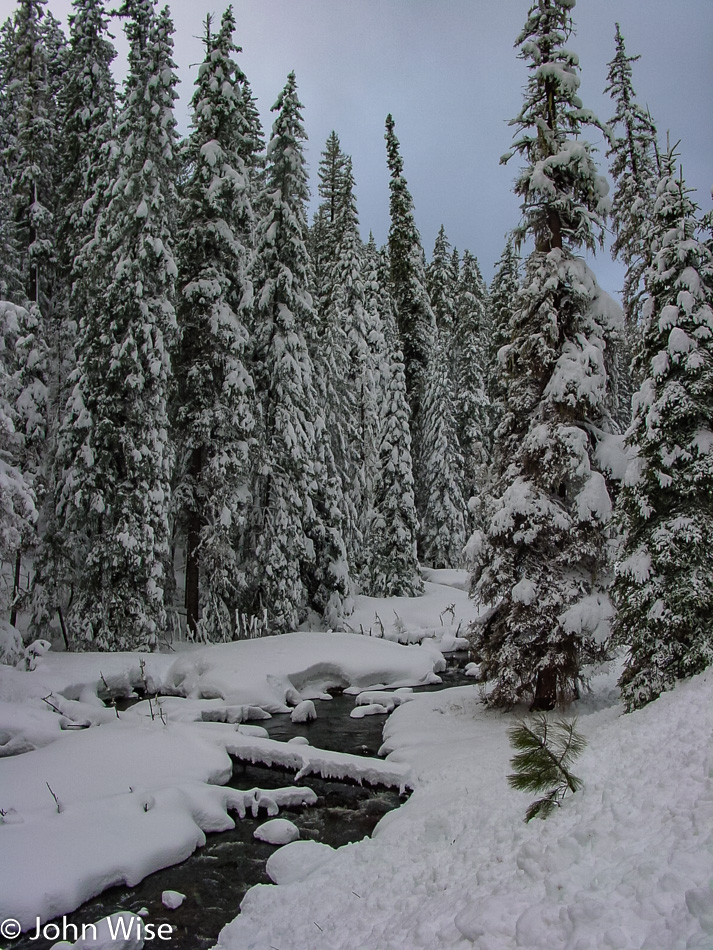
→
(223, 730, 411, 789)
(254, 818, 300, 845)
(290, 699, 317, 722)
(4, 584, 712, 950)
(346, 570, 476, 648)
(161, 890, 185, 910)
(265, 840, 336, 885)
(215, 666, 713, 950)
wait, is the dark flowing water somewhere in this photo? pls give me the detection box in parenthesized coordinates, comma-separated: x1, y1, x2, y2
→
(11, 658, 472, 950)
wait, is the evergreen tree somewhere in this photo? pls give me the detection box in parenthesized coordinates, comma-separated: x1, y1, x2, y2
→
(426, 225, 458, 345)
(248, 73, 346, 632)
(323, 158, 381, 578)
(56, 0, 179, 650)
(2, 0, 60, 313)
(487, 237, 520, 399)
(55, 0, 116, 382)
(418, 332, 467, 568)
(384, 114, 436, 422)
(612, 162, 713, 710)
(31, 0, 117, 641)
(368, 344, 422, 597)
(0, 300, 46, 621)
(471, 0, 620, 710)
(174, 7, 256, 640)
(454, 249, 490, 505)
(605, 24, 659, 332)
(605, 25, 660, 427)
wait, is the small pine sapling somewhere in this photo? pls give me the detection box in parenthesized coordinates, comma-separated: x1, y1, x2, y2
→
(507, 715, 586, 821)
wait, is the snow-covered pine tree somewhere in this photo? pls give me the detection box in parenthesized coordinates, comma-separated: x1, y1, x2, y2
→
(418, 331, 467, 569)
(174, 7, 256, 641)
(612, 161, 713, 710)
(302, 142, 353, 627)
(55, 0, 116, 386)
(453, 249, 490, 508)
(248, 73, 348, 632)
(0, 300, 46, 621)
(426, 225, 458, 347)
(471, 0, 620, 710)
(2, 0, 61, 315)
(322, 157, 381, 579)
(312, 131, 347, 280)
(30, 0, 118, 641)
(605, 24, 660, 427)
(605, 24, 659, 334)
(55, 0, 179, 650)
(368, 341, 423, 597)
(384, 114, 437, 425)
(487, 236, 520, 407)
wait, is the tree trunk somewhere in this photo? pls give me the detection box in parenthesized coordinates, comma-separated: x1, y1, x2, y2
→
(184, 448, 203, 638)
(10, 551, 22, 628)
(531, 666, 558, 711)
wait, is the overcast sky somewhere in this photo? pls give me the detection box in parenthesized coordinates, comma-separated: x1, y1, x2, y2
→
(2, 0, 711, 297)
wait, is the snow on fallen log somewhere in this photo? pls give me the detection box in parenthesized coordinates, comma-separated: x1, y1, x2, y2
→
(224, 732, 412, 791)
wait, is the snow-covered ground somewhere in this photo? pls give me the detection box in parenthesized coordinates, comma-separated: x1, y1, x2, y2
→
(0, 574, 471, 935)
(2, 570, 712, 950)
(218, 662, 713, 950)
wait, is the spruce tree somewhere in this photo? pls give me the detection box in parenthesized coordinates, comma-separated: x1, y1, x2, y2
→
(30, 0, 117, 640)
(248, 73, 325, 632)
(55, 0, 116, 377)
(605, 24, 659, 333)
(471, 0, 620, 710)
(368, 343, 422, 597)
(56, 0, 179, 650)
(174, 7, 256, 640)
(418, 332, 467, 569)
(0, 300, 46, 621)
(487, 237, 520, 404)
(323, 158, 381, 578)
(384, 114, 436, 424)
(605, 25, 660, 427)
(454, 249, 490, 505)
(612, 162, 713, 710)
(426, 225, 458, 346)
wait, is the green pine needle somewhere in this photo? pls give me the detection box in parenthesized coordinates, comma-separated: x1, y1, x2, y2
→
(508, 715, 586, 821)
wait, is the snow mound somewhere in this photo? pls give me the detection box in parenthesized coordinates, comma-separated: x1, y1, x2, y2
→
(265, 840, 335, 885)
(254, 818, 300, 845)
(290, 700, 316, 723)
(161, 890, 185, 910)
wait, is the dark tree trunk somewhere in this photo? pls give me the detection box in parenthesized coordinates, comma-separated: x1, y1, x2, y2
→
(531, 666, 558, 711)
(184, 448, 203, 638)
(10, 551, 22, 628)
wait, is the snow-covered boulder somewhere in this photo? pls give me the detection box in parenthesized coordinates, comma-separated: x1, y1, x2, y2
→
(254, 818, 300, 845)
(265, 840, 335, 885)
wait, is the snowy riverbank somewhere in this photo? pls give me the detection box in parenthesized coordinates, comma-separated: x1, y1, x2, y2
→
(0, 572, 473, 936)
(2, 571, 712, 949)
(217, 664, 713, 950)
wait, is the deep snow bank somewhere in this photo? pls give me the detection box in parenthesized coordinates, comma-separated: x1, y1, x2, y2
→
(215, 667, 713, 950)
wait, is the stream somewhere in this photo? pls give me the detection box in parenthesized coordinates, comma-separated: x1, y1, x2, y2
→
(11, 656, 472, 950)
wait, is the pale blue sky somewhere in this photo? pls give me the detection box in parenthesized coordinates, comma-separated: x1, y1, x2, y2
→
(2, 0, 711, 297)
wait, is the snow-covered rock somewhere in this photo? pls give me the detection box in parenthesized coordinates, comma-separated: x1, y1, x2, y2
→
(254, 818, 300, 845)
(161, 890, 185, 910)
(290, 700, 317, 723)
(265, 840, 335, 885)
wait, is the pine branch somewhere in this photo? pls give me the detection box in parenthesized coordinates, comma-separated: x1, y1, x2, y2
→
(508, 715, 586, 821)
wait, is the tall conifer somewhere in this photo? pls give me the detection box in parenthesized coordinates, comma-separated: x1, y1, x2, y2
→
(612, 162, 713, 709)
(471, 0, 620, 709)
